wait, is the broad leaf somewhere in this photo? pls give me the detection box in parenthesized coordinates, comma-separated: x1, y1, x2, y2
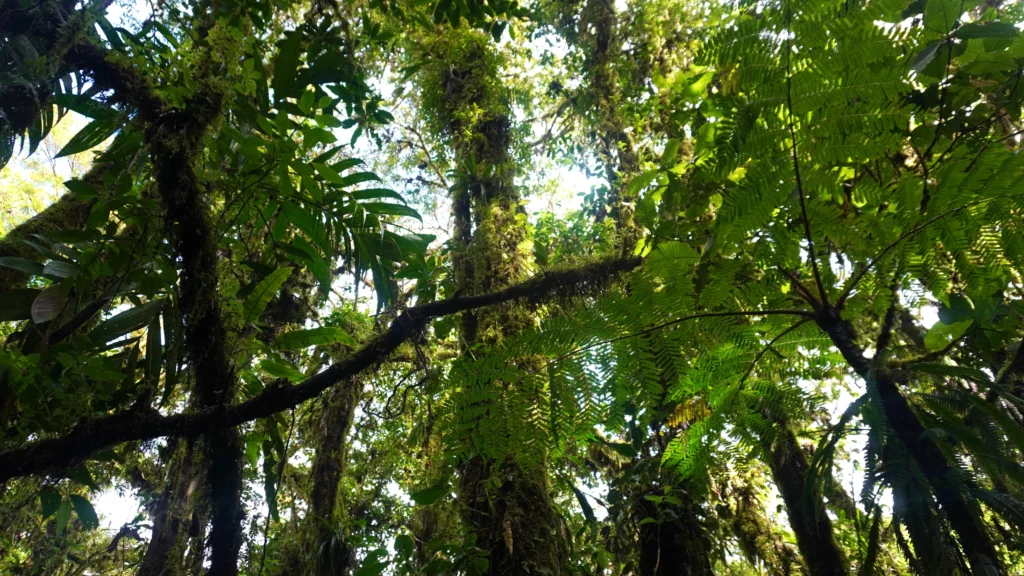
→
(69, 495, 99, 530)
(243, 267, 293, 325)
(56, 116, 122, 158)
(89, 298, 166, 344)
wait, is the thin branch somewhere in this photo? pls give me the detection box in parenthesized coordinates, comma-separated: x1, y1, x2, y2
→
(784, 1, 829, 308)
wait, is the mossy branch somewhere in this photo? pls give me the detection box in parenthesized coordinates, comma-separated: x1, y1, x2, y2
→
(0, 256, 642, 482)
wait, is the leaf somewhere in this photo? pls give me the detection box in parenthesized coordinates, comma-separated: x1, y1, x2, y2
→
(354, 561, 389, 576)
(627, 169, 659, 196)
(274, 327, 357, 350)
(89, 298, 166, 344)
(70, 495, 99, 530)
(360, 202, 422, 221)
(56, 116, 122, 158)
(340, 171, 380, 187)
(55, 499, 72, 537)
(0, 256, 44, 276)
(395, 534, 414, 558)
(661, 139, 681, 169)
(910, 41, 942, 73)
(0, 288, 41, 321)
(63, 179, 98, 199)
(272, 31, 303, 99)
(32, 284, 68, 323)
(955, 22, 1020, 39)
(924, 0, 960, 33)
(146, 313, 162, 386)
(924, 320, 972, 351)
(65, 464, 99, 490)
(410, 482, 448, 505)
(243, 267, 293, 325)
(606, 442, 638, 459)
(50, 94, 119, 121)
(40, 487, 62, 520)
(259, 358, 306, 382)
(353, 188, 404, 202)
(43, 260, 78, 279)
(311, 162, 345, 186)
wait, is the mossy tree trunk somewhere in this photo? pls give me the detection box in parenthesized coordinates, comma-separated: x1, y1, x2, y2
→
(308, 377, 362, 575)
(762, 421, 849, 576)
(419, 29, 567, 574)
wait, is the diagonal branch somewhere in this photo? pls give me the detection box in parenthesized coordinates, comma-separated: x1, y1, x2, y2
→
(0, 257, 642, 483)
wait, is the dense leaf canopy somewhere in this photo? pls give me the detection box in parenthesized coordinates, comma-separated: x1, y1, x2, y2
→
(2, 0, 1024, 574)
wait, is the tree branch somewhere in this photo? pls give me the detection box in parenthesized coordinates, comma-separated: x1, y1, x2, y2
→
(0, 256, 642, 482)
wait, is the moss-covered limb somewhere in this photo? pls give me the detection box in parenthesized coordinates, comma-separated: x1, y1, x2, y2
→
(147, 81, 244, 576)
(0, 255, 642, 482)
(0, 162, 109, 291)
(718, 482, 805, 576)
(307, 378, 361, 576)
(763, 422, 849, 576)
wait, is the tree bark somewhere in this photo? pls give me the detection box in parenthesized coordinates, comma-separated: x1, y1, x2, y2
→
(637, 489, 713, 576)
(817, 309, 1003, 576)
(763, 423, 849, 576)
(308, 378, 361, 576)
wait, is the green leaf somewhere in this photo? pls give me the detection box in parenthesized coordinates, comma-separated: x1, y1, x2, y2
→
(65, 464, 99, 490)
(606, 442, 639, 459)
(911, 41, 942, 73)
(274, 327, 357, 350)
(40, 487, 62, 520)
(56, 116, 122, 158)
(50, 94, 119, 121)
(924, 0, 960, 33)
(146, 313, 162, 386)
(63, 179, 98, 199)
(360, 202, 422, 221)
(272, 31, 303, 99)
(627, 169, 659, 196)
(353, 188, 404, 202)
(0, 288, 41, 321)
(340, 171, 380, 187)
(89, 298, 166, 344)
(0, 256, 44, 276)
(69, 495, 99, 530)
(661, 139, 681, 169)
(243, 267, 293, 325)
(54, 499, 72, 537)
(924, 320, 972, 351)
(410, 482, 448, 505)
(395, 534, 414, 558)
(31, 284, 68, 323)
(311, 162, 345, 186)
(259, 358, 306, 382)
(956, 22, 1020, 39)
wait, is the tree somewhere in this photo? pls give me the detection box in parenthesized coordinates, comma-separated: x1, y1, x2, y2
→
(2, 0, 1024, 574)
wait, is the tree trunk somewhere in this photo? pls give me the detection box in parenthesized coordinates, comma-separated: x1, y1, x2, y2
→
(763, 422, 849, 576)
(139, 439, 197, 576)
(308, 377, 361, 576)
(637, 488, 713, 576)
(818, 311, 1003, 575)
(420, 29, 567, 574)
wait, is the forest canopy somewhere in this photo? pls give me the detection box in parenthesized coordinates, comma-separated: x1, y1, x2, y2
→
(2, 0, 1024, 573)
